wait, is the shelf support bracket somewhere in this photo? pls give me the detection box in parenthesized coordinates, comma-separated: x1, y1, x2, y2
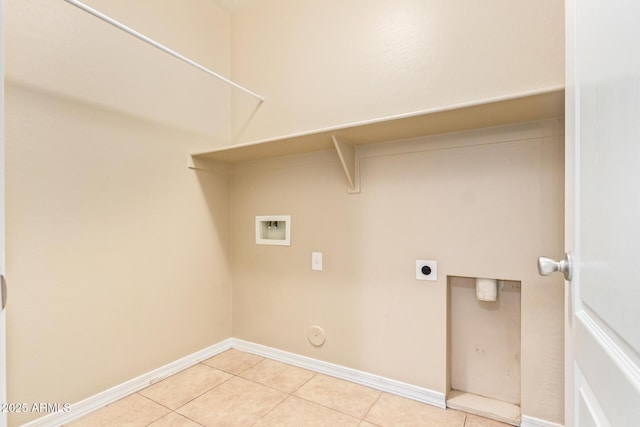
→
(332, 135, 360, 194)
(187, 154, 231, 175)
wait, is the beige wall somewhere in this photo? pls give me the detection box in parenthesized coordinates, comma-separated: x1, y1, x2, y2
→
(4, 0, 233, 425)
(5, 83, 233, 427)
(5, 0, 232, 142)
(230, 0, 564, 144)
(231, 121, 565, 423)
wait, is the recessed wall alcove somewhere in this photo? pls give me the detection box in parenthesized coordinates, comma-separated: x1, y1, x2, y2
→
(447, 276, 522, 425)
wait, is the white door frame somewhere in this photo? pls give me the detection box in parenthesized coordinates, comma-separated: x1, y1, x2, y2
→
(0, 0, 8, 425)
(564, 0, 577, 425)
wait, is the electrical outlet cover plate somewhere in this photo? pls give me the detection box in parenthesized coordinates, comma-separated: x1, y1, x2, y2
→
(311, 252, 323, 271)
(416, 260, 437, 281)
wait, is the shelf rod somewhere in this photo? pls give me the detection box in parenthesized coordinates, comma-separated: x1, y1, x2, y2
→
(63, 0, 265, 102)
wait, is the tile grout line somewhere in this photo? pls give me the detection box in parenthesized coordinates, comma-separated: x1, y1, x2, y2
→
(174, 410, 206, 427)
(201, 353, 297, 427)
(290, 370, 318, 393)
(139, 362, 238, 425)
(200, 354, 266, 376)
(249, 392, 290, 427)
(177, 364, 236, 406)
(293, 373, 385, 422)
(289, 393, 362, 422)
(235, 365, 318, 395)
(244, 364, 318, 427)
(133, 393, 173, 427)
(361, 391, 385, 425)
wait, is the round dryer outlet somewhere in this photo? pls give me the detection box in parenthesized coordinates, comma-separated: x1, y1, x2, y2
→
(307, 325, 326, 346)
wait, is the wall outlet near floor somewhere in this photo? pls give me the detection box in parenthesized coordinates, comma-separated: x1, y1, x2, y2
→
(416, 260, 437, 281)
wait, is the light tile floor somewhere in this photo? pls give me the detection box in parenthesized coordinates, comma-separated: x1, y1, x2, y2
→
(67, 349, 511, 427)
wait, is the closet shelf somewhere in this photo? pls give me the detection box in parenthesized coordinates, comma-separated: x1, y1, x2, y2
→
(190, 87, 564, 192)
(191, 88, 564, 164)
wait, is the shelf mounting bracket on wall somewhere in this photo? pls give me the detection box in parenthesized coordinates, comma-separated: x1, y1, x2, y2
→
(332, 135, 360, 194)
(63, 0, 265, 103)
(187, 154, 232, 175)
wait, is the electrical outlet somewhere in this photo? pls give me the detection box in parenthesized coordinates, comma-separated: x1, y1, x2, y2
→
(416, 260, 437, 281)
(312, 252, 323, 271)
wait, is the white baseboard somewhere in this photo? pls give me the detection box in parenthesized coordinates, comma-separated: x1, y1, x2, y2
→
(521, 415, 565, 427)
(22, 338, 233, 427)
(230, 338, 446, 409)
(23, 337, 563, 427)
(230, 340, 564, 427)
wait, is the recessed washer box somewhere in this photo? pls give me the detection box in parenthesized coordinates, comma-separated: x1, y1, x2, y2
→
(256, 215, 291, 246)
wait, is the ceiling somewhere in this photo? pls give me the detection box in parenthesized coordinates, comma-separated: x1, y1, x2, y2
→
(208, 0, 262, 13)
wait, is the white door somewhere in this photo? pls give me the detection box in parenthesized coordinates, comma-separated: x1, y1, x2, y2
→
(562, 0, 640, 425)
(0, 0, 7, 425)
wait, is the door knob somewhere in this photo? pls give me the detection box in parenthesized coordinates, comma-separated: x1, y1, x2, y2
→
(537, 252, 573, 281)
